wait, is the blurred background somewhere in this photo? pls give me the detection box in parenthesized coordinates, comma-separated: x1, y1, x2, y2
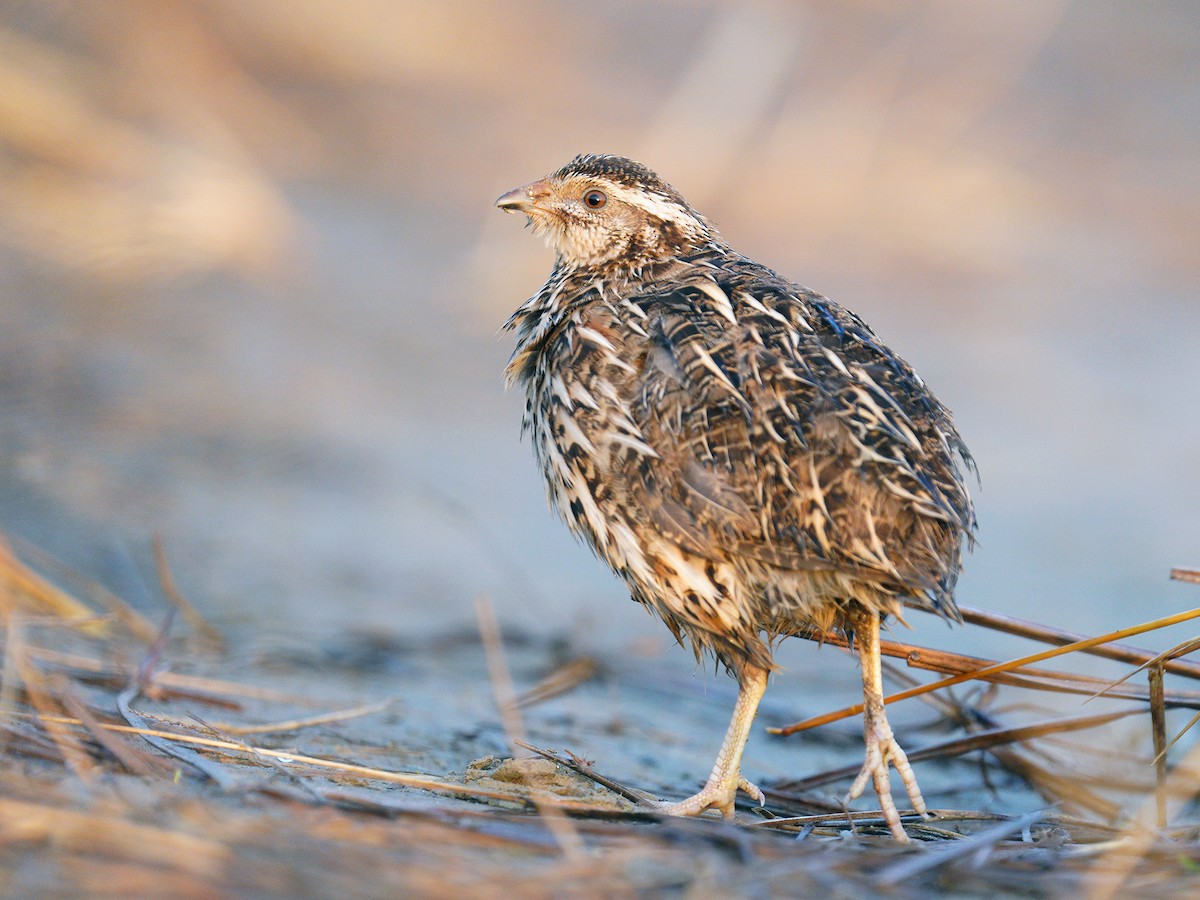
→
(1, 0, 1197, 664)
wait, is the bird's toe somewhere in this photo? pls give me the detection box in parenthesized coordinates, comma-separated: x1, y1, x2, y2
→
(737, 774, 765, 806)
(661, 771, 762, 820)
(844, 726, 922, 842)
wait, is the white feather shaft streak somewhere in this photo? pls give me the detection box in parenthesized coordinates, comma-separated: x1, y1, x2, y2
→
(692, 278, 738, 325)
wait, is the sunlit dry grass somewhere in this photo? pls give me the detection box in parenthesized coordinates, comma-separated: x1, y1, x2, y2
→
(3, 531, 1200, 895)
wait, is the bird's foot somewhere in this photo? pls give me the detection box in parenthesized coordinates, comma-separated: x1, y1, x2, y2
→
(661, 773, 765, 820)
(844, 715, 925, 842)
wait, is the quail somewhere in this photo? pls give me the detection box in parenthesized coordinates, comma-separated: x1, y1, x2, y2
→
(497, 154, 975, 841)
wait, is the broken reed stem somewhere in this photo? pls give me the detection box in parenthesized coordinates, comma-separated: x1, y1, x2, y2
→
(959, 604, 1200, 681)
(475, 594, 586, 860)
(771, 605, 1200, 736)
(788, 630, 1200, 707)
(1148, 664, 1167, 829)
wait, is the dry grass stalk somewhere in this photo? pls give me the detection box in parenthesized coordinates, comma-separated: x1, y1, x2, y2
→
(771, 605, 1200, 736)
(0, 537, 107, 636)
(516, 657, 600, 708)
(7, 710, 586, 808)
(475, 594, 586, 858)
(1090, 632, 1200, 702)
(115, 612, 246, 788)
(1082, 731, 1200, 900)
(786, 630, 1200, 707)
(152, 537, 224, 647)
(1148, 664, 1167, 828)
(1159, 705, 1200, 762)
(773, 707, 1147, 794)
(1170, 568, 1200, 585)
(205, 699, 395, 736)
(0, 796, 231, 878)
(959, 604, 1200, 681)
(3, 616, 96, 781)
(5, 535, 157, 641)
(27, 646, 312, 705)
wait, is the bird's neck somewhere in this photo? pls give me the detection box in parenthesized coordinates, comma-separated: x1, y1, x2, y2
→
(560, 238, 728, 296)
(502, 243, 728, 387)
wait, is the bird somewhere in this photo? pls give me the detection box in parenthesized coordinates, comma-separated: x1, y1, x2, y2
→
(496, 154, 975, 841)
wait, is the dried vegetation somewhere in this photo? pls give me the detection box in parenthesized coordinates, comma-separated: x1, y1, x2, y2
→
(2, 538, 1200, 897)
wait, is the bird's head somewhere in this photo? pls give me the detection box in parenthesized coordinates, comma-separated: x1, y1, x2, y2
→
(496, 154, 714, 271)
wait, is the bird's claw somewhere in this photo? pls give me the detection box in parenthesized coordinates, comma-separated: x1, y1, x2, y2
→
(844, 717, 924, 842)
(738, 774, 766, 806)
(661, 772, 764, 820)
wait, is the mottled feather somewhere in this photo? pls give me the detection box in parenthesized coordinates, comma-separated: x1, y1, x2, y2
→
(501, 154, 975, 671)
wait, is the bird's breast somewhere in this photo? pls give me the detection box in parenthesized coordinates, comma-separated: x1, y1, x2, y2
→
(523, 308, 660, 578)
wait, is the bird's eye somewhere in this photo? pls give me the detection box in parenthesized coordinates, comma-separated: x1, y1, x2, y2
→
(583, 189, 607, 209)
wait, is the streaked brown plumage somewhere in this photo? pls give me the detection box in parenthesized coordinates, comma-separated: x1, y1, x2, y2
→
(497, 154, 975, 840)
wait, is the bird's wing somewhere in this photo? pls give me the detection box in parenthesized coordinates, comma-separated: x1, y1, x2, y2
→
(621, 272, 975, 607)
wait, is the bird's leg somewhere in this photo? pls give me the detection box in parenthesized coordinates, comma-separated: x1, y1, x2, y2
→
(662, 663, 768, 819)
(844, 609, 924, 842)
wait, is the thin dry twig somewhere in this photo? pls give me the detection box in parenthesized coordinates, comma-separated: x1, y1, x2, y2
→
(772, 606, 1200, 736)
(204, 699, 395, 736)
(516, 658, 600, 708)
(1158, 706, 1200, 761)
(26, 646, 311, 705)
(0, 537, 108, 636)
(116, 610, 240, 788)
(959, 604, 1200, 681)
(1089, 633, 1200, 703)
(5, 617, 96, 780)
(771, 707, 1146, 793)
(475, 595, 586, 858)
(8, 710, 623, 811)
(188, 713, 329, 805)
(152, 536, 224, 647)
(4, 534, 155, 640)
(792, 630, 1200, 707)
(874, 810, 1046, 885)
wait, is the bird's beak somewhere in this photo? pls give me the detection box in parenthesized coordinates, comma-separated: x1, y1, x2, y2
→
(495, 179, 551, 213)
